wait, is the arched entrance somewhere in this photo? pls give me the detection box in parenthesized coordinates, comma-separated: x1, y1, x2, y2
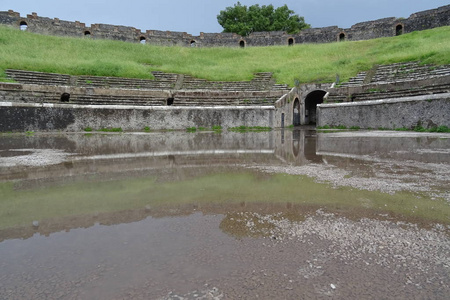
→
(396, 24, 404, 36)
(20, 21, 28, 31)
(304, 90, 326, 125)
(293, 98, 300, 126)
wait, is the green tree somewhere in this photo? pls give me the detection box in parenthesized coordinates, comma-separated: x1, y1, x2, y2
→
(217, 2, 310, 36)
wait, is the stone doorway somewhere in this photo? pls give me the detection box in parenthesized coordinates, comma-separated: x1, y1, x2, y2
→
(304, 90, 326, 125)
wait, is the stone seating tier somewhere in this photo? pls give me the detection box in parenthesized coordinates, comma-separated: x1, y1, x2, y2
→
(326, 82, 450, 103)
(0, 82, 284, 107)
(5, 70, 290, 92)
(339, 62, 450, 87)
(0, 88, 167, 106)
(350, 83, 450, 102)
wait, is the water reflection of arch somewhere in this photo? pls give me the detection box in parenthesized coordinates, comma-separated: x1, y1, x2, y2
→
(276, 129, 322, 165)
(304, 90, 326, 125)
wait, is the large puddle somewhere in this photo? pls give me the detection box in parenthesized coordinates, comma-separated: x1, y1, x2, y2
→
(0, 129, 449, 299)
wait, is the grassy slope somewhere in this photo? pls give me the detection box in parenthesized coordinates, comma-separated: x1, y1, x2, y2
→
(0, 25, 449, 85)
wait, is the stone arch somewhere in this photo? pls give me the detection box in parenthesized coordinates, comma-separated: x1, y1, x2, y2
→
(304, 90, 326, 125)
(293, 98, 300, 126)
(19, 21, 28, 31)
(190, 40, 197, 47)
(139, 36, 146, 44)
(288, 38, 294, 46)
(395, 24, 404, 36)
(239, 40, 246, 48)
(84, 30, 91, 37)
(338, 32, 346, 42)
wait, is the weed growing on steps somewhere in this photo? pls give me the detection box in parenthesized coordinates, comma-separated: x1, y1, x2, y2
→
(83, 127, 123, 132)
(228, 126, 272, 132)
(99, 128, 123, 132)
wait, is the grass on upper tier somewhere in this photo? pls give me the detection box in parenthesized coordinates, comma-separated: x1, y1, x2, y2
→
(0, 25, 449, 85)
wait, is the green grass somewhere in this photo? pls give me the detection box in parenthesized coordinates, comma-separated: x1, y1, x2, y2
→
(83, 127, 122, 132)
(317, 125, 347, 130)
(0, 25, 449, 85)
(228, 126, 272, 132)
(98, 127, 123, 132)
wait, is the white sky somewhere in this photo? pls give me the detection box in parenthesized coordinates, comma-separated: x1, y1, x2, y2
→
(1, 0, 449, 35)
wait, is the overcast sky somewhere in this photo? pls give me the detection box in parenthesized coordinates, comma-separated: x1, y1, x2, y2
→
(1, 1, 448, 35)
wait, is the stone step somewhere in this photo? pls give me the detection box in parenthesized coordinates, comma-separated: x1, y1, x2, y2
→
(351, 84, 450, 101)
(71, 96, 166, 106)
(4, 69, 282, 92)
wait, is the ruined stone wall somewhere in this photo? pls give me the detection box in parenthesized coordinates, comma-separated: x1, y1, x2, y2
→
(0, 102, 274, 132)
(1, 5, 449, 47)
(317, 93, 450, 129)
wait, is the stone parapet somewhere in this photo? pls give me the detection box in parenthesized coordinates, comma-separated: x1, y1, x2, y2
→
(318, 93, 450, 129)
(1, 5, 449, 47)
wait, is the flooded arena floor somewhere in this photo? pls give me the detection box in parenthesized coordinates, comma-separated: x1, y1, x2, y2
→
(0, 129, 449, 299)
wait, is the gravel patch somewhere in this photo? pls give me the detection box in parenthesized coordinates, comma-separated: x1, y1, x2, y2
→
(237, 209, 450, 286)
(251, 160, 450, 201)
(0, 149, 73, 167)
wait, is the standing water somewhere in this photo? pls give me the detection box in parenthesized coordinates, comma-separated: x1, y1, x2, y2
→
(0, 129, 449, 299)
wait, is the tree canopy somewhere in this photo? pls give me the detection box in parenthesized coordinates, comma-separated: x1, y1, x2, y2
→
(217, 2, 310, 36)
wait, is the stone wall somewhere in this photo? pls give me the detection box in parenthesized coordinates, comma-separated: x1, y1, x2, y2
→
(1, 5, 449, 47)
(317, 93, 450, 129)
(0, 102, 274, 132)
